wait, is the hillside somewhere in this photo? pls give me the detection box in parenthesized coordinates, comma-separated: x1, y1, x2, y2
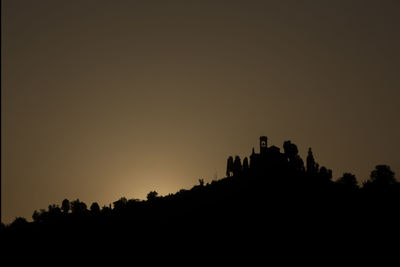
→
(2, 137, 400, 257)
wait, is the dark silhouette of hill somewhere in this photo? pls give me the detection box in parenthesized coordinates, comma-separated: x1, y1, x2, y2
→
(2, 136, 400, 260)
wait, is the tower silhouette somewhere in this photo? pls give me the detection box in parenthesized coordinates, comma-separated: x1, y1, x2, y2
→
(260, 136, 268, 156)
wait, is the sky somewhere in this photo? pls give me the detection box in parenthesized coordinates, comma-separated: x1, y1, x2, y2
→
(2, 0, 400, 224)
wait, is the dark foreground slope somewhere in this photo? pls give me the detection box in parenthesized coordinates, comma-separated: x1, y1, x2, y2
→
(3, 168, 400, 258)
(2, 140, 400, 261)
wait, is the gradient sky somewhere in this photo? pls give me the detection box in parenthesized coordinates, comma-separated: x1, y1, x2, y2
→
(2, 0, 399, 224)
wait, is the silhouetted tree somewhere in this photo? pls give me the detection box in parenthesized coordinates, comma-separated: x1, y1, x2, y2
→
(90, 202, 101, 214)
(39, 209, 46, 218)
(306, 148, 317, 175)
(283, 141, 304, 172)
(10, 217, 28, 228)
(243, 157, 249, 172)
(31, 209, 48, 223)
(226, 156, 234, 177)
(61, 199, 70, 214)
(283, 140, 298, 159)
(369, 165, 396, 186)
(48, 204, 61, 218)
(101, 205, 112, 214)
(199, 178, 205, 187)
(337, 173, 358, 189)
(128, 198, 141, 205)
(233, 156, 242, 176)
(48, 204, 60, 211)
(113, 197, 128, 210)
(147, 191, 158, 201)
(294, 157, 305, 172)
(32, 210, 40, 222)
(70, 199, 87, 214)
(319, 166, 332, 181)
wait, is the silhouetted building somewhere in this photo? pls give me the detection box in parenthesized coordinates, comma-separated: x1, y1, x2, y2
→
(250, 136, 284, 172)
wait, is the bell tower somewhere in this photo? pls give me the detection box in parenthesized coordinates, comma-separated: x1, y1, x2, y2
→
(260, 136, 268, 155)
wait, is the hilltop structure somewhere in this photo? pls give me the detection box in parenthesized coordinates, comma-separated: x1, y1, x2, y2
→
(250, 136, 284, 171)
